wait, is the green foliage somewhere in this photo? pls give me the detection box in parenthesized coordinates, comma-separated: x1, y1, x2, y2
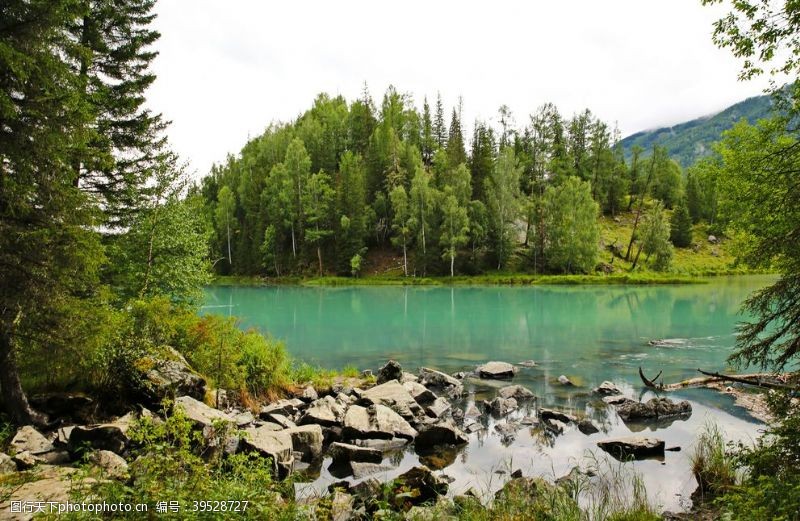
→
(670, 199, 693, 248)
(640, 202, 673, 271)
(543, 177, 600, 274)
(439, 191, 470, 277)
(690, 422, 738, 498)
(485, 148, 522, 269)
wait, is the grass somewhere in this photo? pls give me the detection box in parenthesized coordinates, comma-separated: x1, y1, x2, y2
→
(689, 422, 739, 499)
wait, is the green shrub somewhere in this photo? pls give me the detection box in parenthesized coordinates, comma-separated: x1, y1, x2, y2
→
(238, 331, 290, 398)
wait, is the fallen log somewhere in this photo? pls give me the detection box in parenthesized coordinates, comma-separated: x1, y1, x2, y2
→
(695, 369, 796, 391)
(638, 367, 663, 390)
(638, 369, 795, 392)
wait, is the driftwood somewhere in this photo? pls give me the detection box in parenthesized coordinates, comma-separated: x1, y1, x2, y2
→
(638, 367, 663, 389)
(638, 367, 796, 392)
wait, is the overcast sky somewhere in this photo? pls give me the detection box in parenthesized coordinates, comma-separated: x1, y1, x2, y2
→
(147, 0, 770, 178)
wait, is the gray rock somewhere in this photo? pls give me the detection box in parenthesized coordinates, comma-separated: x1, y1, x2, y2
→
(56, 426, 74, 446)
(233, 411, 255, 427)
(464, 404, 481, 418)
(351, 461, 394, 479)
(400, 372, 419, 384)
(0, 453, 17, 474)
(539, 408, 577, 423)
(135, 346, 207, 403)
(360, 380, 424, 419)
(425, 397, 451, 419)
(353, 438, 410, 451)
(36, 450, 70, 465)
(10, 426, 54, 455)
(343, 404, 418, 441)
(403, 381, 437, 404)
(261, 398, 305, 417)
(593, 381, 622, 396)
(377, 360, 404, 384)
(488, 397, 518, 416)
(557, 375, 574, 386)
(69, 412, 136, 455)
(597, 436, 665, 460)
(263, 413, 297, 429)
(494, 422, 519, 443)
(708, 234, 718, 244)
(11, 451, 37, 470)
(298, 396, 345, 427)
(544, 419, 567, 434)
(615, 398, 692, 422)
(284, 425, 323, 462)
(240, 426, 294, 477)
(89, 450, 129, 480)
(301, 386, 319, 401)
(330, 489, 354, 521)
(329, 442, 383, 464)
(175, 396, 235, 428)
(603, 395, 634, 406)
(395, 466, 448, 505)
(498, 384, 534, 401)
(418, 367, 464, 397)
(577, 419, 600, 435)
(415, 421, 468, 449)
(476, 361, 517, 380)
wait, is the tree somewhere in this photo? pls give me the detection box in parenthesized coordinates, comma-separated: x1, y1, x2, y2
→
(284, 138, 312, 258)
(543, 177, 600, 273)
(215, 186, 237, 269)
(303, 172, 335, 275)
(446, 109, 467, 167)
(625, 144, 660, 260)
(636, 202, 673, 271)
(685, 170, 703, 223)
(410, 166, 436, 275)
(670, 198, 693, 248)
(390, 186, 412, 276)
(433, 92, 447, 149)
(336, 152, 367, 275)
(439, 191, 470, 277)
(485, 148, 521, 269)
(421, 97, 435, 165)
(469, 122, 495, 201)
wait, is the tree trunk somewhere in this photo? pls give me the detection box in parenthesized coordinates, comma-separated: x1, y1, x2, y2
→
(450, 253, 455, 277)
(226, 212, 232, 265)
(317, 245, 323, 276)
(631, 240, 644, 270)
(402, 242, 408, 277)
(0, 327, 48, 426)
(290, 225, 296, 258)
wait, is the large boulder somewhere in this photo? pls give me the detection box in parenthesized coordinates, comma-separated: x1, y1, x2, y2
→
(425, 397, 451, 419)
(284, 425, 323, 462)
(240, 426, 294, 477)
(403, 381, 437, 404)
(89, 450, 129, 480)
(597, 436, 665, 460)
(376, 360, 403, 384)
(329, 442, 383, 465)
(29, 393, 95, 424)
(593, 381, 623, 396)
(418, 367, 464, 398)
(539, 408, 577, 424)
(133, 346, 207, 403)
(10, 426, 54, 455)
(0, 453, 17, 474)
(69, 412, 136, 455)
(175, 396, 235, 428)
(394, 466, 448, 505)
(359, 380, 423, 419)
(477, 361, 517, 380)
(298, 396, 345, 427)
(343, 404, 418, 441)
(415, 421, 468, 449)
(261, 398, 305, 417)
(615, 398, 692, 422)
(498, 385, 534, 401)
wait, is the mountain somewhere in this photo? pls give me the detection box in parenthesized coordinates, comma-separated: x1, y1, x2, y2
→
(620, 92, 777, 168)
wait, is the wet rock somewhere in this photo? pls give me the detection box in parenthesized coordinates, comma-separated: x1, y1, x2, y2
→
(134, 346, 207, 403)
(476, 361, 517, 380)
(69, 413, 136, 455)
(377, 360, 404, 384)
(351, 461, 394, 479)
(404, 381, 437, 404)
(464, 404, 481, 418)
(603, 395, 634, 406)
(0, 453, 17, 474)
(593, 381, 622, 396)
(89, 450, 129, 480)
(615, 397, 692, 422)
(329, 442, 383, 464)
(577, 419, 600, 435)
(343, 404, 418, 441)
(518, 360, 537, 367)
(498, 384, 534, 401)
(240, 426, 294, 477)
(487, 397, 518, 416)
(395, 466, 449, 505)
(298, 396, 345, 427)
(175, 396, 235, 428)
(261, 398, 305, 417)
(597, 436, 665, 460)
(425, 397, 451, 419)
(539, 408, 576, 424)
(301, 386, 319, 402)
(419, 367, 464, 398)
(11, 426, 54, 455)
(263, 413, 297, 429)
(557, 375, 574, 386)
(415, 421, 468, 449)
(284, 425, 323, 462)
(494, 422, 520, 443)
(452, 371, 467, 380)
(544, 419, 567, 435)
(350, 477, 383, 499)
(360, 380, 423, 419)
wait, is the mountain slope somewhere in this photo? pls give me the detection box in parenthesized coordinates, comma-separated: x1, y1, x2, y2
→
(620, 93, 777, 167)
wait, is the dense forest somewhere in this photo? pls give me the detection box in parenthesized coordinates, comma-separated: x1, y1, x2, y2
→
(198, 91, 712, 278)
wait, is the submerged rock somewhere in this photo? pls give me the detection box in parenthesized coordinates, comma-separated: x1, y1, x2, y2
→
(518, 360, 537, 367)
(498, 384, 535, 401)
(592, 381, 623, 396)
(377, 360, 404, 384)
(577, 419, 600, 435)
(539, 408, 577, 424)
(476, 361, 517, 380)
(597, 436, 665, 460)
(557, 375, 574, 386)
(615, 397, 692, 422)
(415, 421, 468, 449)
(487, 397, 518, 416)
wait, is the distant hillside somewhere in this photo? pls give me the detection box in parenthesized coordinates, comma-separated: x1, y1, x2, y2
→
(620, 93, 777, 167)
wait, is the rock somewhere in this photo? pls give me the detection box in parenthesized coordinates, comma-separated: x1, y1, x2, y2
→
(476, 361, 517, 380)
(487, 397, 518, 416)
(400, 371, 419, 384)
(11, 451, 37, 470)
(29, 393, 94, 424)
(353, 437, 409, 451)
(603, 395, 634, 406)
(577, 419, 600, 435)
(240, 426, 294, 477)
(0, 453, 17, 474)
(89, 450, 129, 480)
(175, 396, 235, 428)
(0, 466, 78, 516)
(351, 461, 394, 479)
(494, 422, 519, 443)
(557, 375, 574, 386)
(263, 413, 297, 429)
(518, 360, 537, 367)
(615, 397, 692, 422)
(415, 421, 468, 449)
(344, 404, 418, 441)
(451, 408, 464, 423)
(403, 381, 437, 404)
(56, 426, 74, 446)
(647, 339, 686, 347)
(298, 396, 345, 427)
(350, 477, 383, 499)
(261, 398, 305, 417)
(284, 425, 323, 462)
(544, 419, 567, 435)
(425, 397, 451, 419)
(592, 381, 622, 396)
(418, 367, 464, 397)
(301, 386, 318, 401)
(395, 466, 448, 505)
(498, 384, 534, 401)
(69, 413, 135, 455)
(361, 369, 373, 378)
(597, 436, 665, 460)
(495, 476, 554, 501)
(708, 234, 718, 244)
(360, 380, 423, 419)
(464, 404, 481, 418)
(452, 371, 466, 379)
(134, 346, 207, 403)
(329, 489, 354, 521)
(233, 411, 255, 427)
(539, 408, 576, 423)
(35, 450, 70, 465)
(555, 466, 596, 486)
(10, 426, 54, 455)
(329, 442, 383, 465)
(377, 360, 404, 384)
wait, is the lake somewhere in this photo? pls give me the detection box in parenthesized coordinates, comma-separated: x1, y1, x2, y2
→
(202, 276, 773, 511)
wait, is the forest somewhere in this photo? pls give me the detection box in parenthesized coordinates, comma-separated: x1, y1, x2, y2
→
(197, 91, 712, 279)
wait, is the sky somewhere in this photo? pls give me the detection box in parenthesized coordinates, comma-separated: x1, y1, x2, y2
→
(147, 0, 772, 178)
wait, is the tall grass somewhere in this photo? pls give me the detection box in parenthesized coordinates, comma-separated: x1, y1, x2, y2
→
(690, 422, 738, 498)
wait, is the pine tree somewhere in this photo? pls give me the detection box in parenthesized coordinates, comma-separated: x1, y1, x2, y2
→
(685, 170, 703, 223)
(303, 172, 335, 275)
(433, 92, 447, 149)
(390, 186, 412, 276)
(283, 138, 312, 259)
(469, 122, 495, 201)
(670, 198, 693, 247)
(446, 108, 467, 167)
(336, 152, 367, 274)
(421, 97, 435, 165)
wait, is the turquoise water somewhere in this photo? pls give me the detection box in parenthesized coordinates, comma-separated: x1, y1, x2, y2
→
(202, 276, 774, 511)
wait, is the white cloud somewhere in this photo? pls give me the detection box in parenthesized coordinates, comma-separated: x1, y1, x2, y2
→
(147, 0, 771, 178)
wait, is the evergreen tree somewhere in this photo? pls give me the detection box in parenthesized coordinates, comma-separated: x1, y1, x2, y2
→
(446, 108, 467, 167)
(469, 122, 495, 201)
(685, 170, 703, 223)
(303, 172, 335, 275)
(485, 148, 521, 269)
(670, 198, 693, 247)
(421, 97, 435, 165)
(543, 177, 600, 274)
(215, 186, 237, 270)
(348, 84, 376, 157)
(336, 152, 367, 274)
(283, 138, 312, 258)
(433, 92, 447, 149)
